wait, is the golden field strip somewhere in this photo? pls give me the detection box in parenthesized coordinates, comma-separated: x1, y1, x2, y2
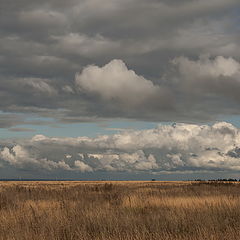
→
(1, 181, 240, 240)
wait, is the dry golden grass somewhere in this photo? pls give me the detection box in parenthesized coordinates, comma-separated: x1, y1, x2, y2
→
(0, 181, 240, 240)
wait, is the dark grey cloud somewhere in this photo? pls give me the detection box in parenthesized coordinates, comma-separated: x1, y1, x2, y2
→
(8, 128, 35, 132)
(0, 114, 25, 128)
(0, 0, 240, 126)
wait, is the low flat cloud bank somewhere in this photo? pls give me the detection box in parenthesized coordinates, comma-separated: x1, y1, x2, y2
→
(1, 122, 240, 174)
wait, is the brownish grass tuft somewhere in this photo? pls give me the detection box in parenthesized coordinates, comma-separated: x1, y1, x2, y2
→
(0, 181, 240, 240)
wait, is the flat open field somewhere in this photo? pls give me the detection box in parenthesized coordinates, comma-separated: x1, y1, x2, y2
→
(1, 181, 240, 240)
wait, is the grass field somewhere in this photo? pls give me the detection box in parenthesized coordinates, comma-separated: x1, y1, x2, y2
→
(1, 181, 240, 240)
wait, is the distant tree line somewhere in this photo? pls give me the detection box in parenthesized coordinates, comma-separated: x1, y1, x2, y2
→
(195, 178, 239, 182)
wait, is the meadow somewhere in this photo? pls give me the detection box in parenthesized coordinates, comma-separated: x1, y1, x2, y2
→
(0, 181, 240, 240)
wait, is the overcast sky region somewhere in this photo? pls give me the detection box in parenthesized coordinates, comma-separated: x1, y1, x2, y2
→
(0, 0, 240, 180)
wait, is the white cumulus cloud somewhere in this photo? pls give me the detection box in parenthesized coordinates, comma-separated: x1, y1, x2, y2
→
(74, 160, 93, 172)
(1, 121, 238, 173)
(75, 59, 171, 108)
(0, 145, 71, 171)
(173, 55, 240, 79)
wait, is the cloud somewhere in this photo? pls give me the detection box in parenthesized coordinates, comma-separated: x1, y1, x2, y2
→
(1, 121, 240, 173)
(62, 85, 74, 94)
(0, 145, 71, 171)
(75, 59, 172, 108)
(74, 160, 93, 172)
(65, 154, 72, 159)
(0, 0, 239, 125)
(173, 55, 240, 78)
(19, 9, 67, 28)
(8, 128, 35, 132)
(85, 151, 158, 171)
(21, 78, 58, 96)
(0, 113, 25, 128)
(173, 56, 240, 101)
(0, 0, 240, 181)
(53, 33, 120, 57)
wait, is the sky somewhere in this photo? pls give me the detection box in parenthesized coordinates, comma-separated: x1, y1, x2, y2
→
(0, 0, 240, 180)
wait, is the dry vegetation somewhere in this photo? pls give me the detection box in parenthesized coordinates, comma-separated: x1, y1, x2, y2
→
(1, 181, 240, 240)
